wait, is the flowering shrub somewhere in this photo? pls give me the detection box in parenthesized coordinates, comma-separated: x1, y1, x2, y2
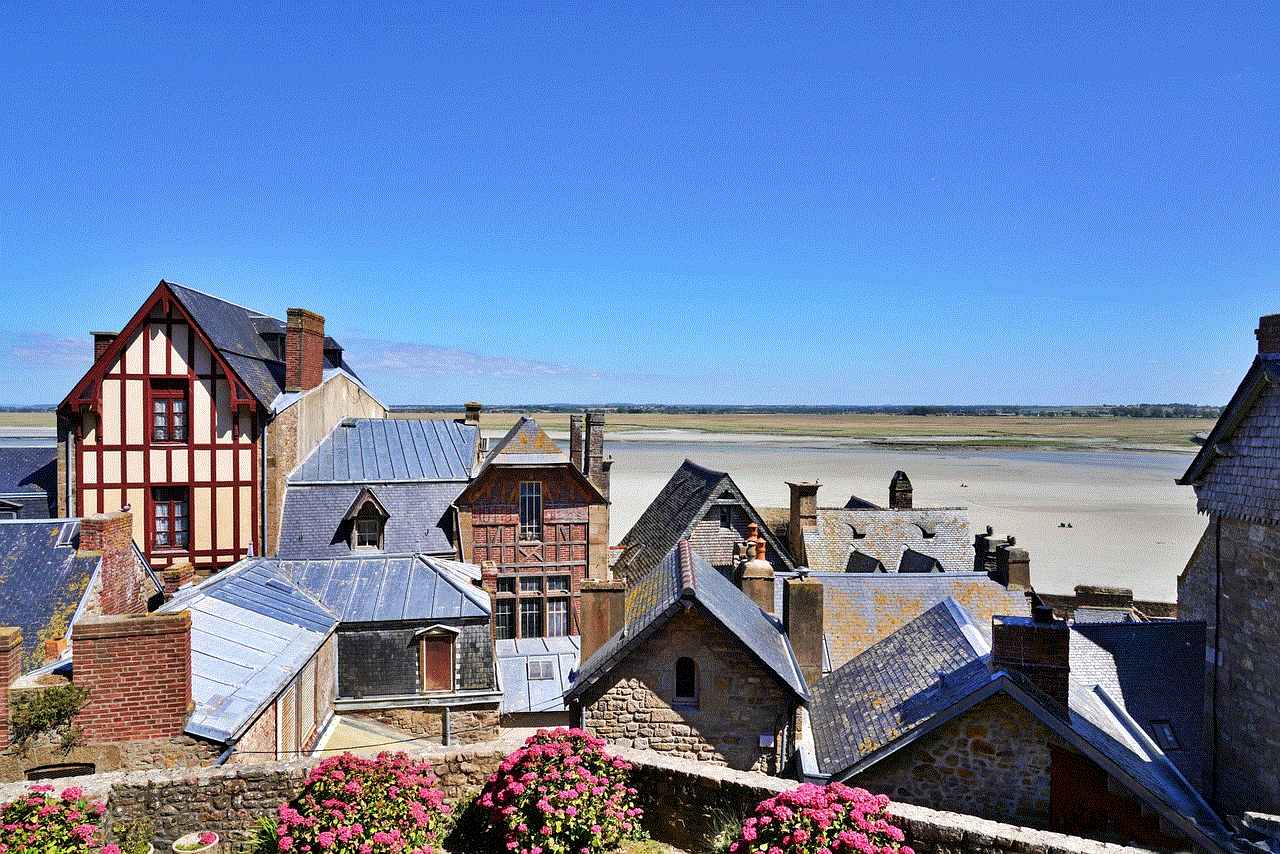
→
(262, 752, 450, 854)
(477, 728, 644, 854)
(727, 782, 913, 854)
(0, 785, 111, 854)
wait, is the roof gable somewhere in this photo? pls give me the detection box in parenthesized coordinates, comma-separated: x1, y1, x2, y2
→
(481, 417, 567, 467)
(570, 540, 807, 702)
(613, 459, 796, 581)
(1178, 354, 1280, 524)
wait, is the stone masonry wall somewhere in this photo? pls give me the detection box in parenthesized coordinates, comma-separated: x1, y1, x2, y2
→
(0, 738, 1164, 854)
(353, 703, 500, 745)
(582, 608, 791, 772)
(1179, 514, 1280, 814)
(848, 693, 1053, 825)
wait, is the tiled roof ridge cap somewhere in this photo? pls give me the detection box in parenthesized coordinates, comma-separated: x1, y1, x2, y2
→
(678, 539, 696, 595)
(164, 280, 281, 323)
(679, 459, 727, 478)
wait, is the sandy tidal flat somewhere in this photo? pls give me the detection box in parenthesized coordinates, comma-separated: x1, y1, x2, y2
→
(593, 432, 1203, 603)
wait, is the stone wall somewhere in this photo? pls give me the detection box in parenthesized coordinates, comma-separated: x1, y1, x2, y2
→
(0, 738, 1173, 854)
(1179, 514, 1280, 814)
(580, 607, 793, 772)
(847, 693, 1053, 825)
(0, 729, 221, 782)
(352, 703, 500, 745)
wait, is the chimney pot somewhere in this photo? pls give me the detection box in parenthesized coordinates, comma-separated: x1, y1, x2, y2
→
(1257, 313, 1280, 355)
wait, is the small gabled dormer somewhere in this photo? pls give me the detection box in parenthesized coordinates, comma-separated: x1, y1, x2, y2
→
(343, 487, 389, 551)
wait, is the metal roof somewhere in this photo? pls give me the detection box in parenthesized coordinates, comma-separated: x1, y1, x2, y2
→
(291, 418, 477, 483)
(280, 554, 491, 623)
(497, 635, 580, 714)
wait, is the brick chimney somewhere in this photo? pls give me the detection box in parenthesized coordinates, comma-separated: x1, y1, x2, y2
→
(995, 537, 1031, 591)
(72, 612, 193, 742)
(889, 470, 912, 509)
(569, 414, 585, 473)
(991, 606, 1070, 707)
(0, 627, 22, 751)
(162, 562, 195, 600)
(1257, 313, 1280, 355)
(464, 401, 482, 427)
(786, 481, 819, 567)
(285, 308, 325, 393)
(579, 580, 626, 664)
(92, 332, 117, 363)
(784, 574, 824, 687)
(80, 510, 148, 616)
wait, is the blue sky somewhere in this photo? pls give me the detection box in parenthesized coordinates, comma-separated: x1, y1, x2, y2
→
(1, 2, 1276, 406)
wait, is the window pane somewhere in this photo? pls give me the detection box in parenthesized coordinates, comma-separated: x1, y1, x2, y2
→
(519, 482, 542, 540)
(495, 601, 515, 640)
(520, 576, 543, 594)
(547, 576, 570, 592)
(497, 578, 515, 594)
(547, 598, 568, 636)
(520, 599, 542, 638)
(676, 657, 697, 703)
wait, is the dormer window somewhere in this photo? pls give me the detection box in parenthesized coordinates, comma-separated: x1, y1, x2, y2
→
(343, 488, 389, 551)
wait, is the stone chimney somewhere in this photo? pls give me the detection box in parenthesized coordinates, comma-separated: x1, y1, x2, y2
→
(974, 526, 1013, 574)
(92, 332, 117, 363)
(579, 580, 626, 664)
(586, 412, 607, 499)
(0, 627, 22, 751)
(80, 510, 148, 616)
(569, 414, 585, 473)
(73, 612, 193, 743)
(285, 308, 326, 393)
(784, 573, 824, 687)
(739, 526, 775, 615)
(995, 537, 1031, 591)
(786, 482, 819, 567)
(1257, 313, 1280, 355)
(991, 606, 1069, 707)
(464, 401, 482, 427)
(889, 470, 912, 509)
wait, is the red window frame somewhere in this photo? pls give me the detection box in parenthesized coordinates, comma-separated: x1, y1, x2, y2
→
(149, 379, 189, 443)
(152, 487, 189, 550)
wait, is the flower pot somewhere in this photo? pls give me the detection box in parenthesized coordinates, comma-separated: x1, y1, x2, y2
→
(172, 832, 220, 854)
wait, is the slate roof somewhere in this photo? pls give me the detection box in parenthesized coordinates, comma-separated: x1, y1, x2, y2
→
(160, 560, 337, 745)
(804, 506, 971, 574)
(1178, 352, 1280, 524)
(497, 635, 580, 714)
(612, 460, 796, 582)
(773, 570, 1029, 669)
(569, 540, 807, 702)
(280, 418, 479, 558)
(808, 599, 1233, 854)
(162, 553, 491, 744)
(1069, 620, 1206, 789)
(0, 520, 99, 670)
(291, 418, 477, 483)
(0, 446, 56, 519)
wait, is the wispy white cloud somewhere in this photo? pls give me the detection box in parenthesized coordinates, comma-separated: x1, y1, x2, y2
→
(3, 331, 91, 367)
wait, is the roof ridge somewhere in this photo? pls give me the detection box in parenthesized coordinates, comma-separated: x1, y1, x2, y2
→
(678, 539, 696, 594)
(164, 280, 281, 323)
(679, 458, 728, 478)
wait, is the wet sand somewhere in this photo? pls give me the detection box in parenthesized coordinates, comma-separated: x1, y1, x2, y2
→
(592, 432, 1202, 603)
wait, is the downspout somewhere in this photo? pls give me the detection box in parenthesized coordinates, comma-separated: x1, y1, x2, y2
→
(1212, 514, 1221, 806)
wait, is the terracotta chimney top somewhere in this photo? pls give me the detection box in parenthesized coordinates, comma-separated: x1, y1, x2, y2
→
(1258, 314, 1280, 355)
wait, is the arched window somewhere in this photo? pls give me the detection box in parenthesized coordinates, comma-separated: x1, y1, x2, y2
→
(674, 656, 698, 707)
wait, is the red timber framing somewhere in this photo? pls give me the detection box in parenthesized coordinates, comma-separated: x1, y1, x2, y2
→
(61, 281, 264, 574)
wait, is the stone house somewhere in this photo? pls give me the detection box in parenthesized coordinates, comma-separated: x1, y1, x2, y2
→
(804, 599, 1230, 854)
(58, 280, 385, 576)
(567, 540, 814, 773)
(453, 416, 610, 641)
(1176, 311, 1280, 815)
(612, 459, 797, 584)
